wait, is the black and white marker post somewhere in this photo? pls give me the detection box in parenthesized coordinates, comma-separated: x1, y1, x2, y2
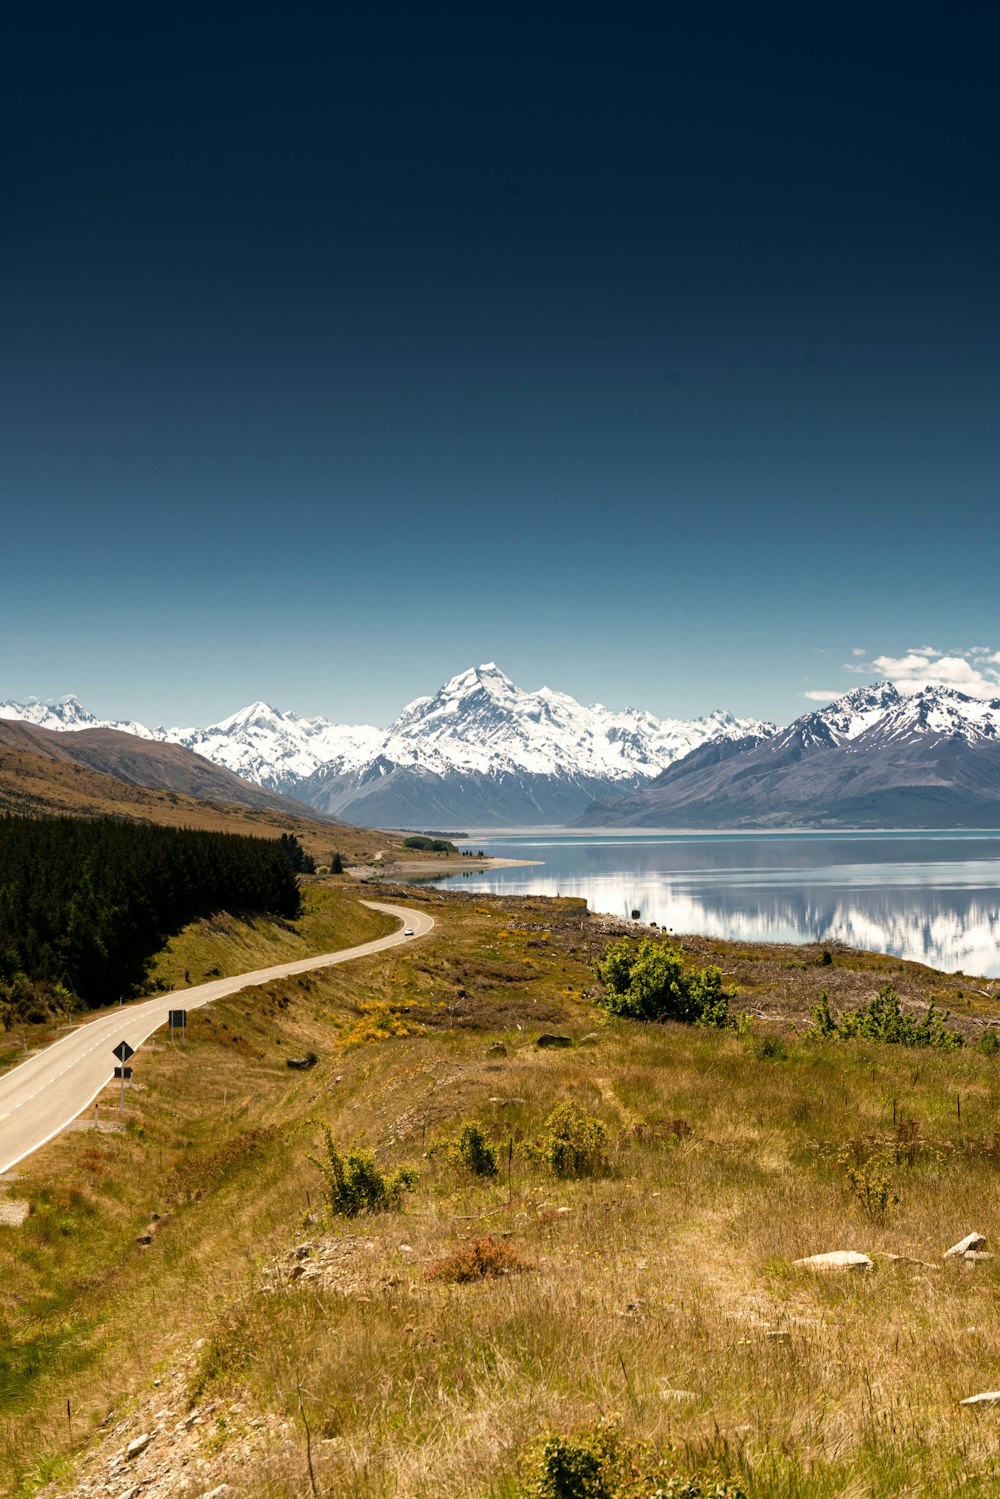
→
(113, 1040, 135, 1109)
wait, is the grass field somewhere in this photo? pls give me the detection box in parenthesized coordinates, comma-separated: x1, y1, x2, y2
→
(5, 887, 1000, 1497)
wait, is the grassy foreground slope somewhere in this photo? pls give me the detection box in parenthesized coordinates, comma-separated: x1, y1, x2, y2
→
(5, 890, 1000, 1497)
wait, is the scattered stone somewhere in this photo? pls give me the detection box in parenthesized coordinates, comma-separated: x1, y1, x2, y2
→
(792, 1251, 873, 1272)
(963, 1251, 996, 1263)
(399, 1244, 413, 1253)
(295, 1243, 314, 1260)
(880, 1253, 940, 1270)
(202, 1487, 232, 1498)
(288, 1264, 306, 1282)
(660, 1387, 698, 1402)
(536, 1033, 573, 1048)
(125, 1432, 152, 1460)
(578, 1033, 602, 1046)
(945, 1232, 986, 1259)
(960, 1391, 1000, 1408)
(0, 1200, 30, 1227)
(765, 1330, 791, 1342)
(286, 1056, 317, 1070)
(484, 1042, 507, 1057)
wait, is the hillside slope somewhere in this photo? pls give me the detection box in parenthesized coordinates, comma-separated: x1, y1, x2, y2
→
(6, 890, 1000, 1497)
(0, 734, 384, 865)
(0, 719, 336, 820)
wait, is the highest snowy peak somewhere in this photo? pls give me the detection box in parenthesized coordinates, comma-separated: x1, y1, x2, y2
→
(380, 664, 773, 779)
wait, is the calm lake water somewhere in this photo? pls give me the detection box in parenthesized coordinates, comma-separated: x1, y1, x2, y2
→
(423, 832, 1000, 976)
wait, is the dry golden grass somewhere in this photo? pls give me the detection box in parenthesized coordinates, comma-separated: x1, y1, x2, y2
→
(6, 892, 1000, 1497)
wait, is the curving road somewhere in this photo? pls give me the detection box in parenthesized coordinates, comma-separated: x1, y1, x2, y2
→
(0, 901, 433, 1175)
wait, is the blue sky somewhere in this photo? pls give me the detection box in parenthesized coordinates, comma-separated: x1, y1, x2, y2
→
(3, 4, 999, 729)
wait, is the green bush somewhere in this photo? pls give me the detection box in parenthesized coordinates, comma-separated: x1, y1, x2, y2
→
(594, 938, 735, 1027)
(520, 1422, 747, 1499)
(447, 1121, 498, 1177)
(810, 986, 962, 1049)
(309, 1127, 417, 1217)
(838, 1148, 900, 1221)
(537, 1101, 608, 1179)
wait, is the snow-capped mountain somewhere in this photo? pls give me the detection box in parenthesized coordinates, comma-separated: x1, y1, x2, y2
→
(578, 682, 1000, 829)
(0, 694, 158, 740)
(377, 664, 765, 779)
(169, 702, 383, 796)
(294, 664, 772, 825)
(0, 667, 772, 827)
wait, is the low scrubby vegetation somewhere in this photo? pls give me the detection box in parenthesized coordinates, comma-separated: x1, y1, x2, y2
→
(308, 1126, 418, 1217)
(810, 983, 962, 1048)
(594, 936, 735, 1026)
(521, 1423, 746, 1499)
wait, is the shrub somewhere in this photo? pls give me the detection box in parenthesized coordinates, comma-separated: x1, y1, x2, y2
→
(594, 938, 735, 1027)
(978, 1030, 1000, 1056)
(308, 1127, 417, 1217)
(447, 1121, 498, 1177)
(425, 1235, 533, 1283)
(535, 1101, 608, 1179)
(520, 1422, 747, 1499)
(810, 985, 962, 1049)
(838, 1147, 900, 1221)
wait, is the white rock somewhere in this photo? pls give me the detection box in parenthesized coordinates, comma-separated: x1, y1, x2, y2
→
(125, 1433, 152, 1460)
(792, 1251, 873, 1271)
(960, 1391, 1000, 1407)
(944, 1233, 986, 1258)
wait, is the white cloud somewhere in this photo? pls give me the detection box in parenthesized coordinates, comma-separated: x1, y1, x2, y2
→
(803, 689, 844, 701)
(865, 650, 1000, 697)
(850, 647, 866, 657)
(908, 645, 942, 657)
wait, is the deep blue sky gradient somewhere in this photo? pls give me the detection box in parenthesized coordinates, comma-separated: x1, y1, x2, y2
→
(3, 4, 998, 727)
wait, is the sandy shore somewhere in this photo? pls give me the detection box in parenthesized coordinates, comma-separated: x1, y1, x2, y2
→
(347, 855, 542, 879)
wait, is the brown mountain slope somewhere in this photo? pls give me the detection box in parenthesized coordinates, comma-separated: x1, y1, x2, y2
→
(0, 736, 386, 864)
(0, 718, 333, 819)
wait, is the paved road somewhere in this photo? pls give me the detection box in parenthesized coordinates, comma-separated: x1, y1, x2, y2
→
(0, 901, 433, 1175)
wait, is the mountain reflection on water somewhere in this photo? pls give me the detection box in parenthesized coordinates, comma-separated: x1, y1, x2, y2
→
(427, 833, 1000, 976)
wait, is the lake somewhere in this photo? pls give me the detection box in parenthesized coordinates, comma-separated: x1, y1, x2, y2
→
(422, 831, 1000, 976)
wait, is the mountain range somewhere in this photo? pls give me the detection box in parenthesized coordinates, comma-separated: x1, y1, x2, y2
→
(6, 672, 1000, 830)
(576, 682, 1000, 828)
(0, 665, 771, 827)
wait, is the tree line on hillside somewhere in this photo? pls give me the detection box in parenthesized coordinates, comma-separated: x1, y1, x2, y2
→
(0, 816, 302, 1022)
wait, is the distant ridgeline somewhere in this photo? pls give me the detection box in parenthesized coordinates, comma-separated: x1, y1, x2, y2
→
(0, 816, 302, 1021)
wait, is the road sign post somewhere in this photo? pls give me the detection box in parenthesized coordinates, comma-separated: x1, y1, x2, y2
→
(168, 1009, 187, 1043)
(113, 1041, 135, 1109)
